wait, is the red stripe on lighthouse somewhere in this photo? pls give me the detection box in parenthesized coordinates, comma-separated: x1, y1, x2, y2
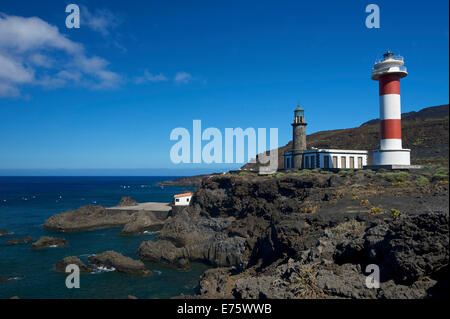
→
(379, 74, 400, 95)
(380, 119, 402, 139)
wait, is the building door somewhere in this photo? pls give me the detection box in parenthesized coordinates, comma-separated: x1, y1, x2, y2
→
(304, 156, 308, 169)
(310, 156, 314, 169)
(324, 156, 329, 169)
(350, 157, 355, 168)
(341, 157, 346, 168)
(332, 156, 338, 168)
(358, 157, 363, 168)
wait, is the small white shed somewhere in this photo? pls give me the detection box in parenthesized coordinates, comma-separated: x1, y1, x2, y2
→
(174, 192, 193, 206)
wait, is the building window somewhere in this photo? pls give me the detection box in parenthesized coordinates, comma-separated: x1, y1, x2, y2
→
(358, 157, 363, 168)
(175, 198, 180, 202)
(324, 156, 330, 169)
(341, 157, 346, 169)
(350, 157, 355, 169)
(187, 198, 190, 202)
(332, 156, 338, 168)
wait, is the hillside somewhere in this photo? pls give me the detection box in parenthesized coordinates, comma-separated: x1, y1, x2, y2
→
(242, 104, 449, 170)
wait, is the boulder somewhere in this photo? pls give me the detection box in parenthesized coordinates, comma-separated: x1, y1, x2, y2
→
(0, 229, 12, 236)
(43, 205, 132, 232)
(6, 236, 34, 245)
(119, 211, 164, 236)
(117, 197, 138, 207)
(55, 256, 93, 273)
(88, 251, 152, 276)
(31, 236, 68, 249)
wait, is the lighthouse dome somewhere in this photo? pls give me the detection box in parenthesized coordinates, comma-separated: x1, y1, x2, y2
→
(294, 105, 304, 117)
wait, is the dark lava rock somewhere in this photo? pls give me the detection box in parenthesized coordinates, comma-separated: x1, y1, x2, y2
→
(117, 196, 138, 207)
(31, 236, 68, 249)
(55, 256, 93, 273)
(88, 251, 152, 276)
(138, 210, 247, 269)
(43, 205, 132, 232)
(6, 236, 34, 245)
(0, 229, 12, 236)
(119, 211, 164, 236)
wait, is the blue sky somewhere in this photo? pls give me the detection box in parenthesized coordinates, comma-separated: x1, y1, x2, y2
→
(0, 0, 448, 175)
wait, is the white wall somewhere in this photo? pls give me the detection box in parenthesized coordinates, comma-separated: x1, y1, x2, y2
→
(174, 196, 192, 206)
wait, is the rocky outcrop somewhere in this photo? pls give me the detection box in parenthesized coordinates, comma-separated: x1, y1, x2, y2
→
(160, 171, 449, 299)
(119, 211, 164, 236)
(55, 256, 93, 273)
(117, 197, 138, 207)
(31, 236, 68, 249)
(88, 251, 152, 276)
(156, 174, 219, 187)
(138, 210, 247, 269)
(6, 236, 34, 245)
(0, 230, 12, 236)
(43, 205, 132, 232)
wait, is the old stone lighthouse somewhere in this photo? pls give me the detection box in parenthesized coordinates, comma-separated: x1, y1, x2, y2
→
(284, 106, 368, 169)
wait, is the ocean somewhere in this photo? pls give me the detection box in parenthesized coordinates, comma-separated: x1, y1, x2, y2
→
(0, 176, 209, 299)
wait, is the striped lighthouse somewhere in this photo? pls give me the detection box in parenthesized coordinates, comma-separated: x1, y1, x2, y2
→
(371, 51, 411, 166)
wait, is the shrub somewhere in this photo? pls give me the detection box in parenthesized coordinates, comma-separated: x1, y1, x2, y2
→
(275, 172, 285, 178)
(360, 199, 370, 206)
(432, 167, 448, 181)
(392, 181, 405, 186)
(390, 208, 401, 218)
(350, 184, 363, 188)
(338, 170, 354, 177)
(352, 195, 359, 200)
(379, 171, 410, 182)
(332, 219, 366, 235)
(238, 171, 249, 176)
(415, 176, 429, 186)
(300, 206, 318, 214)
(439, 180, 449, 185)
(369, 206, 384, 216)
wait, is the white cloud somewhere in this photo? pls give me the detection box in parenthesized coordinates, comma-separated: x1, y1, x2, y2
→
(81, 6, 121, 36)
(0, 13, 121, 98)
(134, 70, 168, 84)
(174, 72, 192, 84)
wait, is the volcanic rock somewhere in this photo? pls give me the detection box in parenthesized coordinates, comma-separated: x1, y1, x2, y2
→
(31, 236, 68, 249)
(55, 256, 93, 273)
(88, 251, 152, 276)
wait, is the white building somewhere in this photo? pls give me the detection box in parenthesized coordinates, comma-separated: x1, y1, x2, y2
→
(284, 149, 368, 169)
(174, 192, 193, 206)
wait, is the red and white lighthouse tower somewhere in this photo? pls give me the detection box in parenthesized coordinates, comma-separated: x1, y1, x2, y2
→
(371, 51, 410, 166)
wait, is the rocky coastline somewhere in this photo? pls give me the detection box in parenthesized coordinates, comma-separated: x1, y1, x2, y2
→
(39, 167, 449, 299)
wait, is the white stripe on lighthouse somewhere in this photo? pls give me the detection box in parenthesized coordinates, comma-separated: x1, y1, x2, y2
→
(379, 94, 401, 120)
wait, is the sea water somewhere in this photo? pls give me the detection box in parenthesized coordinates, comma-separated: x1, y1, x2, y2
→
(0, 176, 208, 299)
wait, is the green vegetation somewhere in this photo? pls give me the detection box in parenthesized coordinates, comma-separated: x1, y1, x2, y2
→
(332, 219, 366, 235)
(238, 171, 249, 176)
(369, 206, 384, 216)
(338, 170, 354, 177)
(415, 176, 430, 186)
(379, 171, 410, 182)
(432, 166, 449, 181)
(390, 208, 401, 218)
(360, 199, 370, 206)
(352, 195, 359, 200)
(274, 172, 285, 178)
